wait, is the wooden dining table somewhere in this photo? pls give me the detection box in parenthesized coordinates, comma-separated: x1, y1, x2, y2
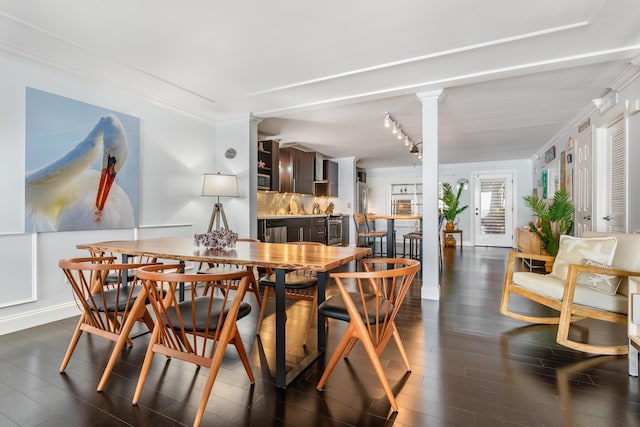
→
(77, 237, 370, 389)
(373, 214, 422, 257)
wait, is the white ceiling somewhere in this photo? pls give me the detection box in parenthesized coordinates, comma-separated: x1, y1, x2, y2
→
(1, 0, 639, 168)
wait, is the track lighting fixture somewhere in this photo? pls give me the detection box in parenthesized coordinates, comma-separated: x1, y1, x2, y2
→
(384, 112, 422, 160)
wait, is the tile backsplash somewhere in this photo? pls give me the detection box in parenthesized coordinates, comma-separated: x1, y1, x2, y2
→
(257, 192, 334, 216)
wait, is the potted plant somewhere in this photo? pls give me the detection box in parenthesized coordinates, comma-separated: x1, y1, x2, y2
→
(439, 182, 468, 231)
(523, 188, 574, 257)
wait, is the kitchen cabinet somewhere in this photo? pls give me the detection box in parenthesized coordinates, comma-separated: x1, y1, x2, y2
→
(258, 216, 331, 244)
(286, 218, 311, 242)
(314, 160, 339, 197)
(258, 140, 279, 191)
(310, 217, 327, 243)
(279, 147, 315, 195)
(341, 215, 350, 246)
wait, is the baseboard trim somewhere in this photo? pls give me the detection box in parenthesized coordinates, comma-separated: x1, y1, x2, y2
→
(0, 302, 80, 335)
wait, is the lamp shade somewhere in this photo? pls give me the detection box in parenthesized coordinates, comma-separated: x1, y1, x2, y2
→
(202, 173, 239, 197)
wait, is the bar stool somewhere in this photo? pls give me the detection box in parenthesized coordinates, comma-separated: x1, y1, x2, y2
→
(353, 213, 386, 257)
(402, 232, 422, 262)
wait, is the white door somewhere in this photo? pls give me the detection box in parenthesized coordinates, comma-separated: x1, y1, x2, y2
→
(473, 173, 514, 247)
(575, 125, 593, 236)
(605, 119, 626, 232)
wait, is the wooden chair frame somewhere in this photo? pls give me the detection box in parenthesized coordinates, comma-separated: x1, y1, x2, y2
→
(198, 238, 262, 306)
(316, 258, 420, 411)
(501, 250, 640, 355)
(58, 257, 157, 373)
(132, 264, 254, 427)
(257, 241, 324, 344)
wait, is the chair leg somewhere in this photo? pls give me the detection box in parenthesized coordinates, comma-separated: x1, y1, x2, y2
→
(302, 291, 317, 345)
(390, 324, 411, 371)
(351, 317, 399, 411)
(194, 320, 243, 427)
(132, 326, 161, 405)
(247, 268, 263, 307)
(256, 286, 271, 334)
(59, 314, 86, 372)
(231, 327, 255, 382)
(317, 324, 357, 390)
(141, 308, 155, 332)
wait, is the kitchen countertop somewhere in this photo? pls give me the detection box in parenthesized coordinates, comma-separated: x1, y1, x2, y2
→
(258, 214, 345, 219)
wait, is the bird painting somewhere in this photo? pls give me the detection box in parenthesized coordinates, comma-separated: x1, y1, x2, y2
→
(25, 114, 135, 232)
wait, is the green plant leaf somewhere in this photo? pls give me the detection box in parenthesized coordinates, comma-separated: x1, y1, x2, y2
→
(523, 188, 574, 256)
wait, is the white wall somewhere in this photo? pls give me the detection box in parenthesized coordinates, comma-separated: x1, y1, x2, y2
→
(365, 160, 532, 248)
(0, 53, 250, 334)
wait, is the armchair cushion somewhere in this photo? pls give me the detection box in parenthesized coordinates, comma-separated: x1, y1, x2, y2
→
(576, 259, 623, 295)
(550, 235, 617, 281)
(583, 231, 640, 295)
(513, 271, 628, 314)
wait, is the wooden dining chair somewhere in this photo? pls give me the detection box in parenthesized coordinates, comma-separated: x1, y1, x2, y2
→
(58, 257, 158, 373)
(85, 248, 159, 286)
(316, 257, 420, 411)
(257, 241, 324, 345)
(132, 264, 255, 427)
(198, 238, 262, 306)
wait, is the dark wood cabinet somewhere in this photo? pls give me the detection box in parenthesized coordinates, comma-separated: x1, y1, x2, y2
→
(341, 215, 350, 246)
(258, 140, 279, 191)
(310, 217, 327, 243)
(318, 160, 339, 197)
(286, 218, 311, 242)
(279, 147, 315, 195)
(258, 216, 328, 244)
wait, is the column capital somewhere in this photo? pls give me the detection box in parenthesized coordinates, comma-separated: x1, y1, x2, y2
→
(416, 89, 445, 103)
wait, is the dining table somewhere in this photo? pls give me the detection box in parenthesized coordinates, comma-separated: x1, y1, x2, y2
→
(373, 214, 423, 258)
(77, 237, 370, 389)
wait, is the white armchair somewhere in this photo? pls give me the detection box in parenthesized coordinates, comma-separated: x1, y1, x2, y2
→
(500, 231, 640, 355)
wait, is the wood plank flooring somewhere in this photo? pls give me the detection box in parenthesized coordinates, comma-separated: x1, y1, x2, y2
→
(1, 246, 639, 426)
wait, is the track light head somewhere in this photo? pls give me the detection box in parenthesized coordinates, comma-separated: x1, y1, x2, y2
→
(384, 113, 390, 128)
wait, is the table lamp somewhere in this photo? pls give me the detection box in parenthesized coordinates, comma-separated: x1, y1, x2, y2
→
(202, 173, 239, 231)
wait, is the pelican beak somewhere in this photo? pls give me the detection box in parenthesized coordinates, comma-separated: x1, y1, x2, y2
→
(96, 157, 117, 211)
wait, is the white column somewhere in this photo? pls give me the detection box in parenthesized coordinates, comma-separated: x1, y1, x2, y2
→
(417, 89, 444, 300)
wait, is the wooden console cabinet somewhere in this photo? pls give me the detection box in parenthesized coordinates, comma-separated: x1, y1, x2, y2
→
(516, 227, 549, 271)
(516, 227, 544, 254)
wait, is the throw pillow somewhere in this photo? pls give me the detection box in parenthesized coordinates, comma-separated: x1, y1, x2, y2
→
(576, 258, 623, 295)
(550, 235, 617, 281)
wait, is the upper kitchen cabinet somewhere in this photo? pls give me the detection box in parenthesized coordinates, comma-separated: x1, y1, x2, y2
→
(279, 147, 315, 195)
(314, 159, 339, 197)
(257, 140, 279, 191)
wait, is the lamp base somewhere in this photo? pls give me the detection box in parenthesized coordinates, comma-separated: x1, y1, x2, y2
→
(208, 202, 229, 231)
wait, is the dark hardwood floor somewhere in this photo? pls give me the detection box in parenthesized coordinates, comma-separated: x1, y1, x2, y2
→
(1, 246, 639, 426)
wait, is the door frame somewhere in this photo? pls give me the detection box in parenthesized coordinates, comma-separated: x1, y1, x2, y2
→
(593, 103, 627, 232)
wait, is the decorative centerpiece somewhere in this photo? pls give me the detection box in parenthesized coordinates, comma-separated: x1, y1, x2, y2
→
(194, 229, 238, 250)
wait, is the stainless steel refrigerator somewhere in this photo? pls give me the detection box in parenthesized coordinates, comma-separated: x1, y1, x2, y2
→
(356, 181, 368, 214)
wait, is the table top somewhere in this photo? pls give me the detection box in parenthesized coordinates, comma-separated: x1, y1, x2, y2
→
(77, 237, 371, 272)
(374, 215, 423, 220)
